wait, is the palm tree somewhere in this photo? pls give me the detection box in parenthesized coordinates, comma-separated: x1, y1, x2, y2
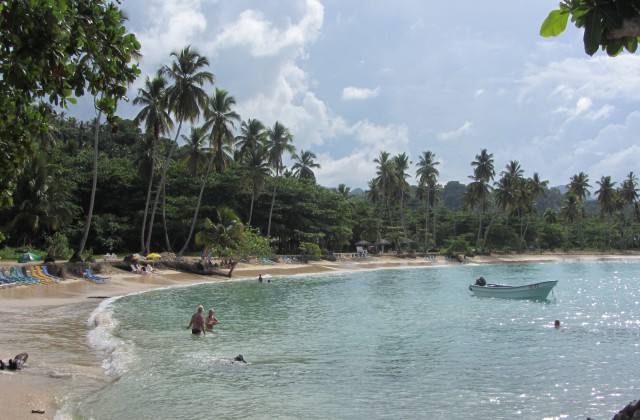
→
(469, 149, 495, 250)
(195, 206, 243, 252)
(291, 150, 321, 181)
(595, 175, 617, 217)
(240, 145, 271, 226)
(235, 118, 267, 159)
(416, 151, 439, 250)
(265, 121, 295, 238)
(619, 171, 639, 221)
(178, 88, 240, 256)
(567, 172, 591, 249)
(374, 151, 396, 226)
(178, 126, 209, 176)
(146, 46, 213, 252)
(560, 193, 580, 249)
(337, 183, 351, 199)
(392, 153, 411, 240)
(133, 71, 173, 253)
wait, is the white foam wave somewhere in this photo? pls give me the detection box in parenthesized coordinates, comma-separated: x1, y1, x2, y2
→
(86, 296, 135, 376)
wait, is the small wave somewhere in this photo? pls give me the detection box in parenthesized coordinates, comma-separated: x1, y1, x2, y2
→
(86, 296, 135, 376)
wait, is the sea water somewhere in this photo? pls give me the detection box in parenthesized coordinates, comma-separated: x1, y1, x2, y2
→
(8, 260, 640, 419)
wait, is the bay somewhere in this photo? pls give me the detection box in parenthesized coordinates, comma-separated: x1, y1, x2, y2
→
(70, 260, 640, 419)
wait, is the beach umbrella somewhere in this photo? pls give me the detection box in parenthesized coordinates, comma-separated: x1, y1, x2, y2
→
(374, 239, 391, 253)
(146, 253, 162, 260)
(18, 252, 40, 263)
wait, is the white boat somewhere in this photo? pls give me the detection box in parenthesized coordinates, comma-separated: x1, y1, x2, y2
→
(468, 279, 558, 300)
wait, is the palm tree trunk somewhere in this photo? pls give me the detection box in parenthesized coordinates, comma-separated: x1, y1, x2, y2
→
(76, 109, 102, 259)
(432, 205, 437, 250)
(248, 188, 256, 226)
(162, 181, 172, 252)
(267, 181, 277, 237)
(399, 191, 407, 238)
(477, 203, 484, 250)
(146, 120, 182, 252)
(178, 151, 215, 256)
(140, 137, 158, 254)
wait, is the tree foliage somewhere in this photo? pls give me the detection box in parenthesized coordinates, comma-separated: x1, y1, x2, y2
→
(541, 0, 640, 56)
(0, 0, 141, 206)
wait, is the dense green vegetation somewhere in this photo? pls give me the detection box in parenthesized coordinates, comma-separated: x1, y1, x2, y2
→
(2, 1, 640, 261)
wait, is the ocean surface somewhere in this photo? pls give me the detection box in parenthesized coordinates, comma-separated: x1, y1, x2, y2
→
(4, 259, 640, 419)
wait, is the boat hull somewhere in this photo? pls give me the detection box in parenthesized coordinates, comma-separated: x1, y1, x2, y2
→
(469, 280, 558, 300)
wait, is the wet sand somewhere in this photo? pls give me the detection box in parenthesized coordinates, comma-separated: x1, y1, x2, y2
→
(0, 252, 637, 419)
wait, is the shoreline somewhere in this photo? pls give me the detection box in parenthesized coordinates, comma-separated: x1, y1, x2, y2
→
(0, 251, 638, 419)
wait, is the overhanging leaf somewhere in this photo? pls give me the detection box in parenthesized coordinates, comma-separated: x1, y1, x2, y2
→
(583, 11, 603, 55)
(540, 9, 570, 37)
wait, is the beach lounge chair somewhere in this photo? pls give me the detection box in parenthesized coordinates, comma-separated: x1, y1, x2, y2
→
(0, 271, 18, 287)
(9, 266, 39, 284)
(41, 265, 63, 281)
(25, 267, 55, 284)
(84, 269, 110, 283)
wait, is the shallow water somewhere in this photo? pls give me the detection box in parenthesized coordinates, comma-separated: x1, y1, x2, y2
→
(6, 260, 640, 419)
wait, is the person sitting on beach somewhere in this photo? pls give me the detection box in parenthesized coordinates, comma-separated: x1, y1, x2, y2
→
(205, 309, 219, 331)
(186, 305, 206, 336)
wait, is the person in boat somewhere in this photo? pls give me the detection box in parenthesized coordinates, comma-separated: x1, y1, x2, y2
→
(205, 309, 219, 331)
(475, 277, 486, 286)
(187, 305, 206, 336)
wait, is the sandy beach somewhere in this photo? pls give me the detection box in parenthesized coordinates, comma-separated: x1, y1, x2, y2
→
(0, 251, 637, 419)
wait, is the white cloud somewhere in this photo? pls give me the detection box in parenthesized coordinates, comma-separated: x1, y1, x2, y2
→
(438, 121, 473, 140)
(341, 86, 381, 100)
(211, 0, 323, 57)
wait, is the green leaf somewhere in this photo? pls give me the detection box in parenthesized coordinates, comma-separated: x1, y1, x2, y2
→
(605, 38, 624, 56)
(624, 36, 638, 53)
(583, 11, 602, 56)
(540, 9, 570, 37)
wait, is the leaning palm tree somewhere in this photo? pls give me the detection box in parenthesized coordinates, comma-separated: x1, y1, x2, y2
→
(265, 121, 295, 238)
(291, 149, 321, 181)
(178, 88, 240, 256)
(415, 151, 439, 250)
(470, 149, 495, 250)
(146, 46, 213, 252)
(133, 71, 173, 254)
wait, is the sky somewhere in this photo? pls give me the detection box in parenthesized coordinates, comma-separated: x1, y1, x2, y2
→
(68, 0, 640, 191)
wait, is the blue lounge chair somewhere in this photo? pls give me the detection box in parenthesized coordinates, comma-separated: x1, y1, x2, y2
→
(41, 266, 63, 281)
(0, 271, 17, 286)
(84, 268, 110, 283)
(8, 267, 38, 284)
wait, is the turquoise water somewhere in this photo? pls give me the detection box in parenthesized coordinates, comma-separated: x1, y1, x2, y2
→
(74, 260, 640, 419)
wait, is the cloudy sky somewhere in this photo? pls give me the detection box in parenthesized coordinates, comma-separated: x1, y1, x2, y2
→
(70, 0, 640, 190)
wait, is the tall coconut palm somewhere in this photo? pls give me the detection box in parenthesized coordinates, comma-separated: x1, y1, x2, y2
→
(469, 149, 495, 250)
(178, 126, 209, 176)
(416, 151, 439, 250)
(595, 175, 617, 217)
(146, 46, 213, 252)
(235, 118, 267, 159)
(373, 151, 396, 226)
(392, 153, 411, 239)
(291, 150, 321, 181)
(204, 88, 240, 174)
(619, 171, 639, 221)
(133, 71, 173, 253)
(265, 121, 295, 238)
(560, 193, 579, 249)
(567, 172, 591, 249)
(178, 88, 240, 256)
(241, 145, 271, 226)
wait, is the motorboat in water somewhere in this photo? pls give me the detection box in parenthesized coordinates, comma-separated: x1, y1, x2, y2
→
(469, 277, 558, 300)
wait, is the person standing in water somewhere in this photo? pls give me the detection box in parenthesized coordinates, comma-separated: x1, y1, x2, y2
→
(205, 309, 219, 331)
(187, 305, 206, 336)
